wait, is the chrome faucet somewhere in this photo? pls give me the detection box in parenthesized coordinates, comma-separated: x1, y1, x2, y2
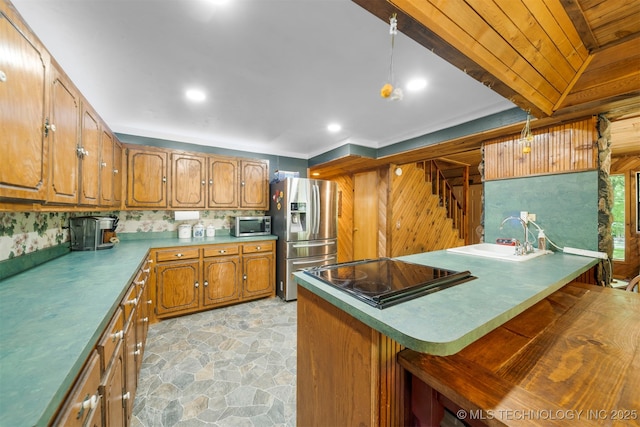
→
(500, 216, 533, 255)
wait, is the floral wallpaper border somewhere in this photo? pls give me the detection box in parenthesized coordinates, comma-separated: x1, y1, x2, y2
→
(0, 210, 262, 262)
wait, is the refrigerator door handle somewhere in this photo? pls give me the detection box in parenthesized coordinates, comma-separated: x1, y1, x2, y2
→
(314, 183, 320, 235)
(310, 183, 316, 236)
(291, 258, 332, 266)
(293, 241, 336, 248)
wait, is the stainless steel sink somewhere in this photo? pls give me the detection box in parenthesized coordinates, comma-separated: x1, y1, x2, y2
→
(446, 243, 552, 262)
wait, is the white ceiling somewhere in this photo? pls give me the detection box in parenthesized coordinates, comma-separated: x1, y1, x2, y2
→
(11, 0, 515, 159)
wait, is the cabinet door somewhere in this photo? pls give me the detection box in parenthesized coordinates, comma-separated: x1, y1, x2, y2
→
(156, 259, 200, 316)
(113, 140, 123, 206)
(171, 152, 206, 208)
(99, 129, 114, 205)
(101, 340, 125, 427)
(48, 66, 79, 204)
(126, 147, 168, 208)
(136, 279, 150, 371)
(242, 251, 274, 299)
(203, 255, 241, 307)
(0, 10, 50, 201)
(123, 309, 137, 424)
(208, 157, 238, 208)
(240, 160, 268, 209)
(79, 104, 100, 205)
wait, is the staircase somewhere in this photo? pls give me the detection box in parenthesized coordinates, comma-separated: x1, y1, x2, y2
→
(390, 160, 468, 257)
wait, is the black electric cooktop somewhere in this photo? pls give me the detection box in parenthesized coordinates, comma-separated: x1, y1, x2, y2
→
(304, 258, 475, 309)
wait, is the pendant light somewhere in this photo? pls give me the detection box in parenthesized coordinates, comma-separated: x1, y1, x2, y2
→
(519, 112, 533, 154)
(380, 14, 403, 101)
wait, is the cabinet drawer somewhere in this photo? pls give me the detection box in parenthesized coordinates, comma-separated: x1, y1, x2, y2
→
(54, 350, 101, 427)
(203, 244, 240, 258)
(121, 284, 138, 323)
(132, 265, 150, 295)
(155, 247, 199, 262)
(242, 241, 274, 254)
(98, 307, 124, 374)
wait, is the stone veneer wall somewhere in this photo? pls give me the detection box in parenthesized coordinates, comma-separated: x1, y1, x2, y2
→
(597, 115, 613, 258)
(596, 115, 613, 285)
(0, 210, 262, 262)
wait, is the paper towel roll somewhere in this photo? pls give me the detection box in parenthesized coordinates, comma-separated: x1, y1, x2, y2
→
(174, 211, 200, 221)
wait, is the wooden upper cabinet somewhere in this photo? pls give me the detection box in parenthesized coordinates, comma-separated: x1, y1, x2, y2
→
(171, 152, 206, 208)
(99, 129, 114, 206)
(113, 140, 123, 207)
(240, 160, 268, 209)
(126, 146, 168, 208)
(79, 104, 101, 205)
(47, 65, 80, 204)
(0, 9, 50, 202)
(208, 157, 238, 208)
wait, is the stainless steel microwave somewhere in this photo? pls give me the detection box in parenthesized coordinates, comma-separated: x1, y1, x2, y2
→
(231, 216, 271, 237)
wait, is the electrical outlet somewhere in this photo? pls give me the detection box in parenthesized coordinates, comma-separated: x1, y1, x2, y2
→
(528, 213, 536, 221)
(520, 211, 529, 223)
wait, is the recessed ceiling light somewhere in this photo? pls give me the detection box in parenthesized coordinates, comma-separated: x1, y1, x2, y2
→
(327, 123, 341, 133)
(185, 88, 206, 102)
(406, 78, 427, 91)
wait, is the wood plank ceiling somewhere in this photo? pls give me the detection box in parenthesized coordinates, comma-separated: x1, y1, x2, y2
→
(310, 0, 640, 178)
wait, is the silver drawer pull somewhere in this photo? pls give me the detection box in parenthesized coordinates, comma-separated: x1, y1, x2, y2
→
(175, 253, 183, 257)
(219, 249, 226, 254)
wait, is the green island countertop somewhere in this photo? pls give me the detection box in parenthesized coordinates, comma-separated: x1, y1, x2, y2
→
(0, 235, 277, 427)
(294, 249, 598, 356)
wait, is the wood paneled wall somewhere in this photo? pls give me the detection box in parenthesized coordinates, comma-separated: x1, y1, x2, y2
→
(483, 117, 598, 180)
(389, 163, 464, 256)
(333, 174, 354, 263)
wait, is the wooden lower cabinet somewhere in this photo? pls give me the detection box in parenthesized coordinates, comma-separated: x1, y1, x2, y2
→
(53, 350, 102, 426)
(156, 258, 200, 316)
(102, 340, 125, 427)
(203, 253, 242, 307)
(123, 309, 137, 424)
(153, 241, 275, 320)
(242, 242, 274, 299)
(54, 255, 151, 427)
(297, 286, 410, 427)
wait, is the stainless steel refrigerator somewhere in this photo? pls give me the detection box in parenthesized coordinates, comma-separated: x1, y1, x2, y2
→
(269, 177, 338, 301)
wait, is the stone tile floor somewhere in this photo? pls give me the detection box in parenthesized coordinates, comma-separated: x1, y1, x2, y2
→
(131, 297, 297, 427)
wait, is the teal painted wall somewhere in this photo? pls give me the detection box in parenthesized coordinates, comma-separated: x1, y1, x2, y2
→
(484, 171, 599, 251)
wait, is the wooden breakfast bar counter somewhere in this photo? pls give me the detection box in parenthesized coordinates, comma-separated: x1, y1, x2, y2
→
(399, 282, 640, 427)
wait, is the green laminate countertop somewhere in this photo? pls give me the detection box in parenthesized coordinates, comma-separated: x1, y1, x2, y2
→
(0, 235, 277, 427)
(294, 250, 598, 356)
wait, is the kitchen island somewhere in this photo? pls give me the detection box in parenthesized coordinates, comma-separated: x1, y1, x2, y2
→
(293, 249, 608, 426)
